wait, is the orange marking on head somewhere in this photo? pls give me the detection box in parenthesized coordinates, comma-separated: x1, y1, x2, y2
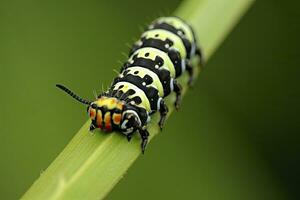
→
(104, 112, 112, 131)
(96, 110, 103, 128)
(110, 98, 117, 104)
(116, 102, 124, 110)
(89, 108, 96, 120)
(112, 113, 122, 125)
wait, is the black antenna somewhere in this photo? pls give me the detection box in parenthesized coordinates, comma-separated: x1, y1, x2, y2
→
(56, 84, 91, 105)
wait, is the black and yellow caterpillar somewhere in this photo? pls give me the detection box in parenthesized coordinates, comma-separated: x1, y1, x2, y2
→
(56, 16, 204, 153)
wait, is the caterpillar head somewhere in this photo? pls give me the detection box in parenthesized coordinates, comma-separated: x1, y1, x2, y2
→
(56, 84, 143, 134)
(88, 97, 124, 132)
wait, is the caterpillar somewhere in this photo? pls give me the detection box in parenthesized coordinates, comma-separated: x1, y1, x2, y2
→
(56, 16, 204, 153)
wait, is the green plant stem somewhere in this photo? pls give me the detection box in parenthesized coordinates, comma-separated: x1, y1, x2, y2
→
(21, 0, 254, 199)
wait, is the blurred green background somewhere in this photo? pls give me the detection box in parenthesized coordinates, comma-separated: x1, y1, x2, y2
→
(0, 0, 299, 199)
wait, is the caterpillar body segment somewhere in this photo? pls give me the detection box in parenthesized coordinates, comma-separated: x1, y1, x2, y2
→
(56, 16, 204, 153)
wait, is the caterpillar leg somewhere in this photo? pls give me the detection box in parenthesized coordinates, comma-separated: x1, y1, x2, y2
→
(158, 99, 169, 130)
(126, 132, 133, 142)
(173, 79, 182, 110)
(89, 123, 96, 131)
(196, 47, 205, 68)
(186, 62, 195, 86)
(138, 127, 149, 154)
(186, 47, 204, 86)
